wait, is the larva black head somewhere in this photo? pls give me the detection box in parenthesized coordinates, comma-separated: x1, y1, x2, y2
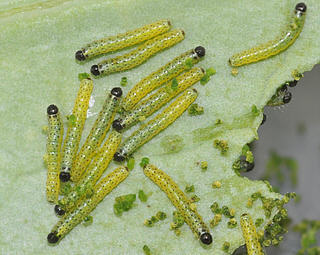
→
(279, 84, 288, 93)
(283, 91, 292, 104)
(195, 46, 206, 58)
(200, 232, 212, 245)
(59, 171, 71, 182)
(295, 2, 307, 13)
(75, 50, 86, 61)
(47, 104, 58, 115)
(111, 87, 123, 98)
(288, 80, 298, 87)
(91, 65, 100, 76)
(113, 151, 126, 162)
(112, 119, 125, 132)
(54, 205, 65, 216)
(47, 232, 59, 244)
(261, 113, 267, 125)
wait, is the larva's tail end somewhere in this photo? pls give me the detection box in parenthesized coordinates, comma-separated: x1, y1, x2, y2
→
(47, 232, 59, 244)
(90, 65, 101, 76)
(195, 46, 206, 58)
(59, 171, 71, 182)
(54, 205, 66, 216)
(75, 50, 86, 61)
(200, 232, 212, 245)
(113, 152, 126, 162)
(47, 104, 58, 115)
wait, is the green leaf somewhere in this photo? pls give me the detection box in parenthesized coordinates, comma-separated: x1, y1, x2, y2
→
(0, 0, 319, 254)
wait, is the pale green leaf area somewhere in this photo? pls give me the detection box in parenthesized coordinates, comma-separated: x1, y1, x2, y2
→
(0, 0, 319, 254)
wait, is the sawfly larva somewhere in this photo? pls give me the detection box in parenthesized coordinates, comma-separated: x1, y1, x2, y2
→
(75, 20, 171, 61)
(229, 3, 307, 66)
(46, 105, 63, 203)
(60, 78, 93, 182)
(47, 166, 129, 244)
(143, 164, 212, 245)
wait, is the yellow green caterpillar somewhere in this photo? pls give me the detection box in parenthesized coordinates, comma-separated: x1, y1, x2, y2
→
(60, 77, 93, 183)
(71, 87, 122, 182)
(75, 19, 171, 61)
(56, 130, 122, 215)
(240, 213, 264, 255)
(91, 29, 185, 77)
(121, 46, 205, 111)
(46, 104, 63, 203)
(114, 88, 197, 162)
(229, 3, 306, 67)
(143, 164, 212, 245)
(47, 166, 129, 244)
(113, 67, 205, 131)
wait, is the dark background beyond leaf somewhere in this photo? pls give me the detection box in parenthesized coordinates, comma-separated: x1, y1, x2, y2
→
(246, 64, 320, 254)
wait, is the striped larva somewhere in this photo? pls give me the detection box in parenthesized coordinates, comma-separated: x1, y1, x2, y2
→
(267, 84, 292, 106)
(56, 130, 122, 215)
(90, 29, 185, 77)
(75, 19, 171, 61)
(47, 166, 129, 244)
(46, 105, 63, 203)
(60, 78, 93, 183)
(240, 213, 264, 255)
(121, 46, 206, 111)
(229, 3, 307, 67)
(113, 67, 205, 131)
(71, 87, 122, 182)
(113, 88, 197, 162)
(143, 164, 212, 245)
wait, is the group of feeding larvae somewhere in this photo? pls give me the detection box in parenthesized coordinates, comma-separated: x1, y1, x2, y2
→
(45, 3, 306, 254)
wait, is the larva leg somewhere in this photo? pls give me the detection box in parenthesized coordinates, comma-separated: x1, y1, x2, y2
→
(71, 87, 122, 182)
(59, 77, 93, 183)
(143, 164, 212, 245)
(121, 46, 206, 111)
(75, 19, 171, 61)
(229, 3, 307, 67)
(90, 29, 185, 77)
(47, 166, 129, 244)
(240, 213, 264, 255)
(114, 88, 197, 162)
(56, 130, 122, 215)
(46, 105, 63, 203)
(113, 67, 205, 132)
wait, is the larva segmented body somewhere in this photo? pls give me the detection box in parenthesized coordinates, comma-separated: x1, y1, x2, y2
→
(47, 166, 129, 244)
(240, 214, 264, 255)
(113, 67, 205, 131)
(46, 105, 63, 203)
(75, 19, 171, 61)
(71, 87, 122, 182)
(56, 130, 122, 215)
(229, 3, 307, 67)
(121, 46, 206, 111)
(143, 164, 212, 245)
(91, 29, 185, 77)
(114, 88, 197, 162)
(60, 78, 93, 183)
